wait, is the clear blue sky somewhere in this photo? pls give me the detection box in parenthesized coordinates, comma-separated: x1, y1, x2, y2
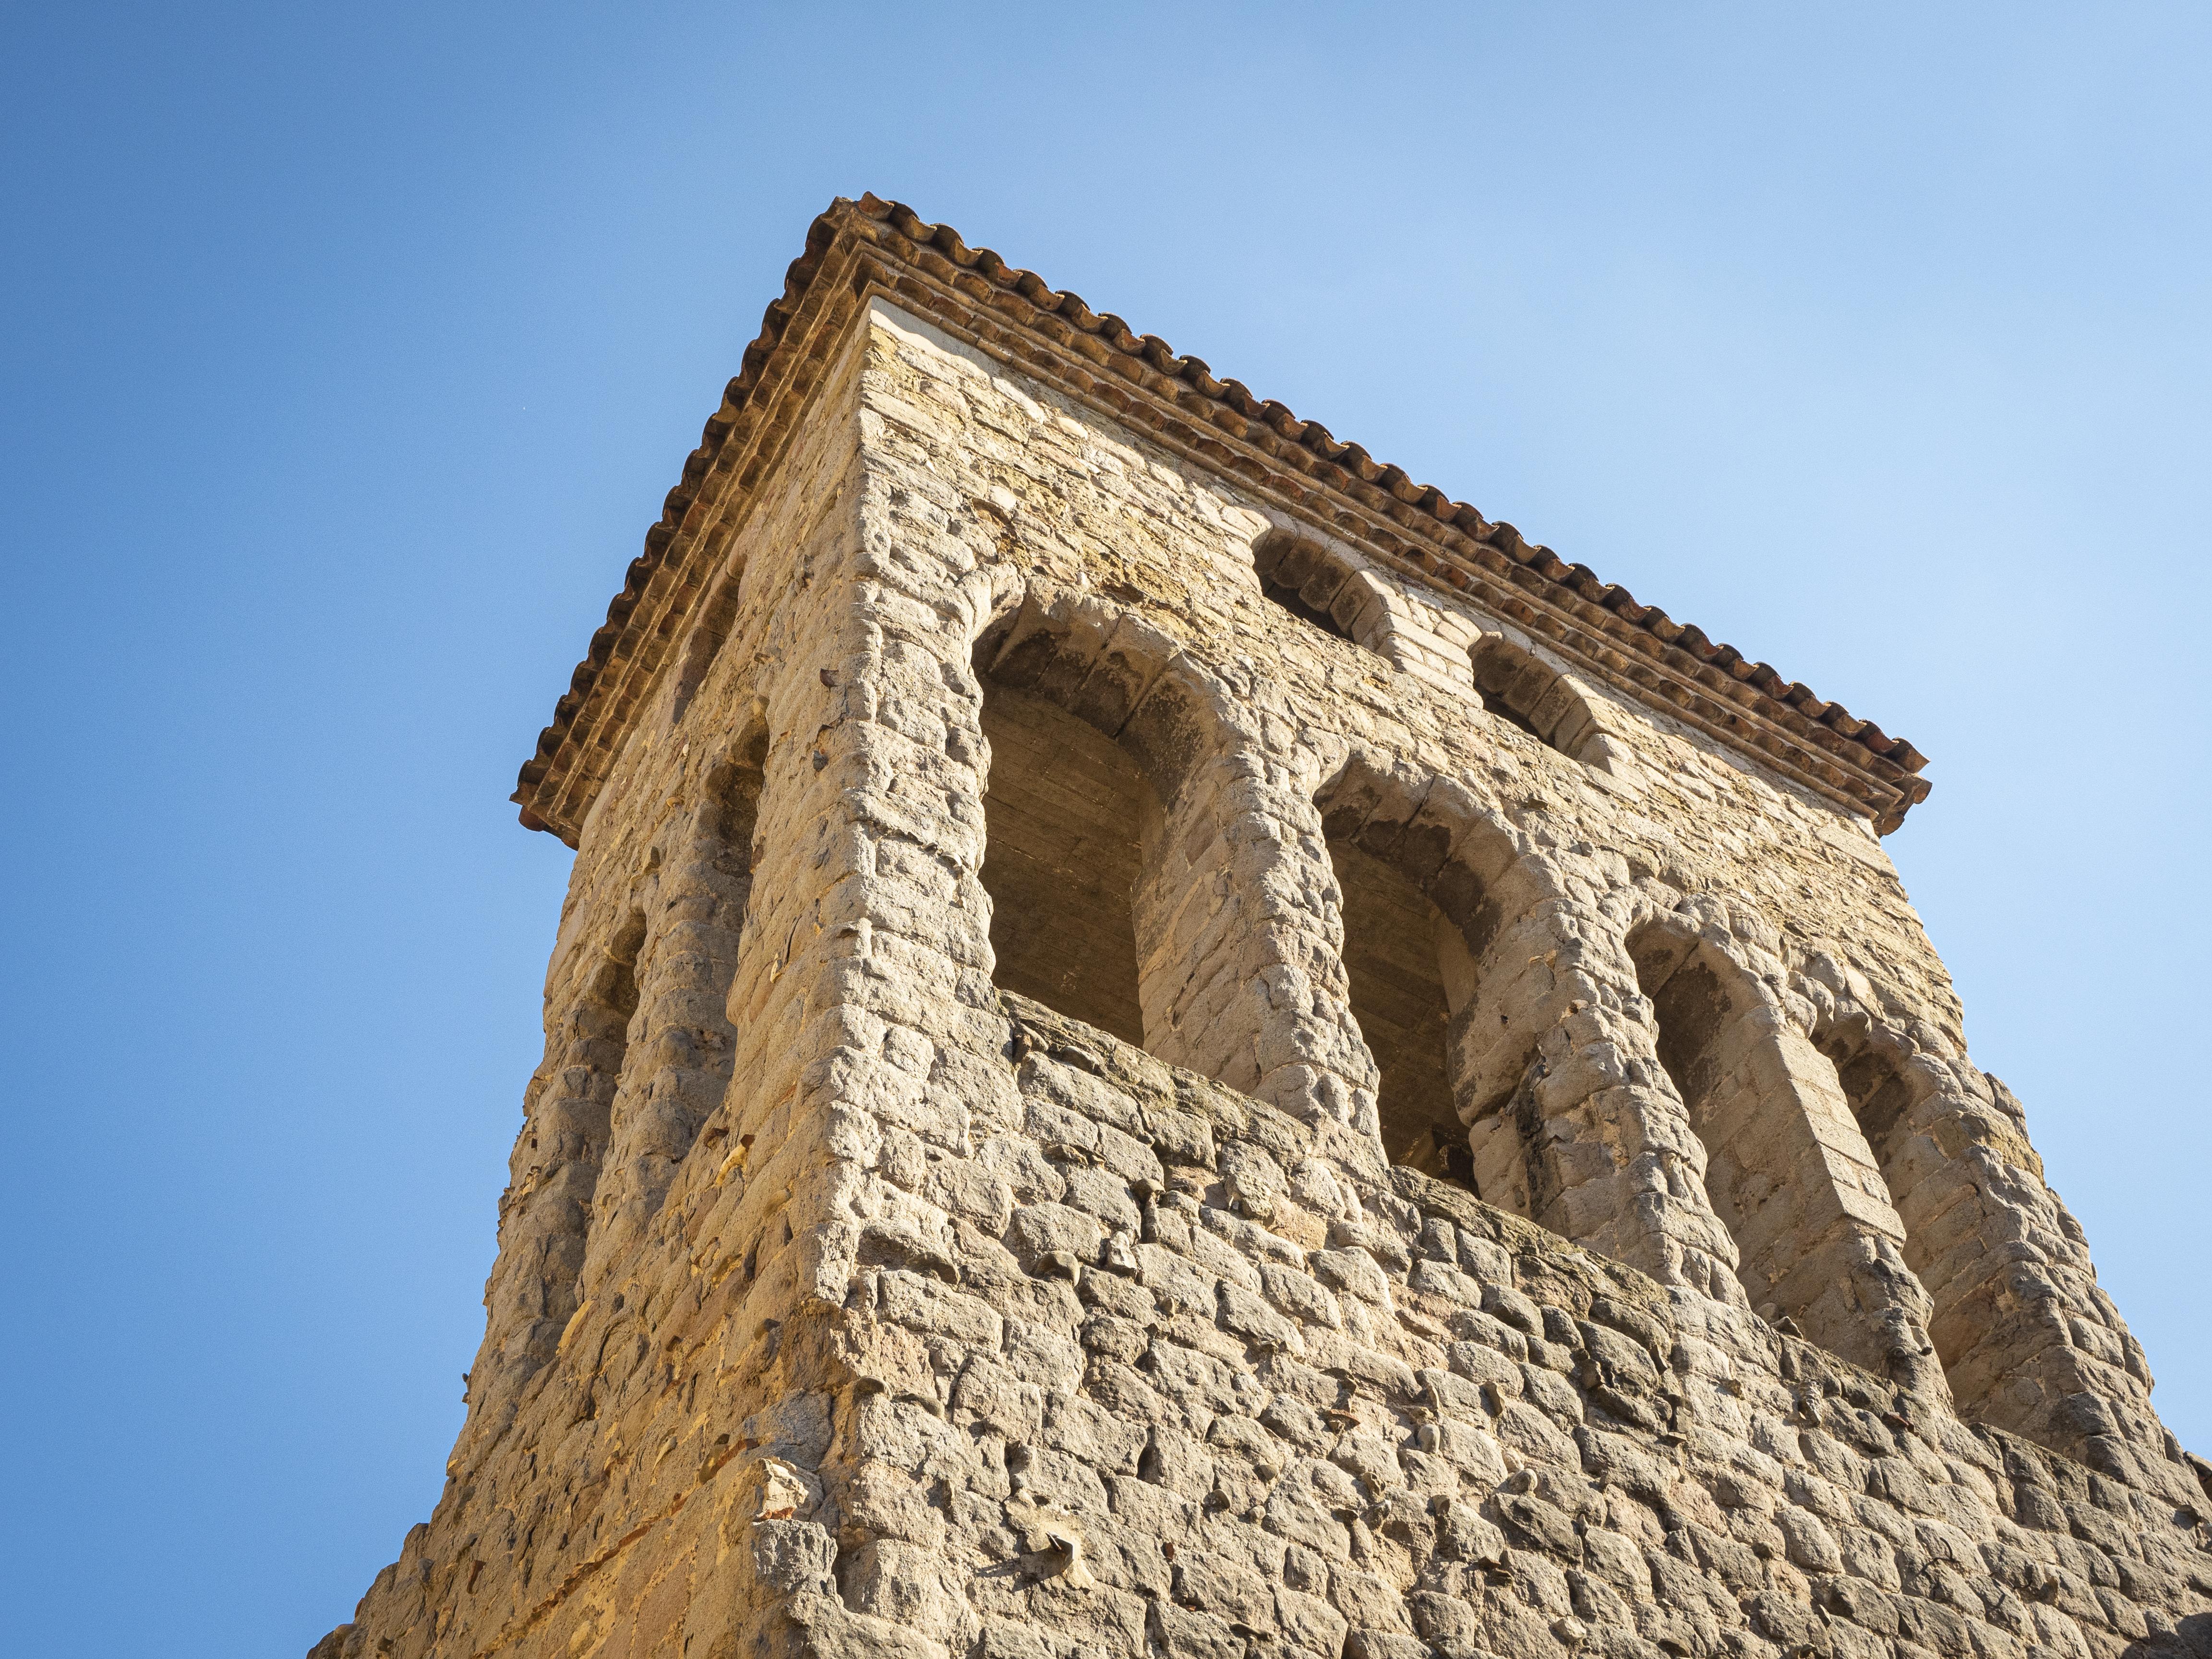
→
(4, 5, 2206, 1652)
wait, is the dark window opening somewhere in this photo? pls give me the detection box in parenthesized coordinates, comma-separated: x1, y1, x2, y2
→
(671, 564, 745, 725)
(1261, 573, 1355, 641)
(978, 680, 1150, 1046)
(702, 741, 765, 894)
(543, 908, 644, 1326)
(1482, 695, 1547, 744)
(642, 742, 760, 1183)
(1632, 925, 1823, 1336)
(1470, 637, 1589, 758)
(1629, 926, 1774, 1296)
(1819, 1035, 1953, 1364)
(1328, 838, 1474, 1187)
(1253, 531, 1369, 646)
(1642, 956, 1730, 1115)
(587, 912, 647, 1086)
(1827, 1044, 1916, 1158)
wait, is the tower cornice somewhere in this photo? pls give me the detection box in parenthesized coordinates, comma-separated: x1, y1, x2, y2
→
(513, 194, 1932, 845)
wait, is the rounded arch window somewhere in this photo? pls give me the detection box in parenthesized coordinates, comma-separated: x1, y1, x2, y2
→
(1469, 635, 1607, 762)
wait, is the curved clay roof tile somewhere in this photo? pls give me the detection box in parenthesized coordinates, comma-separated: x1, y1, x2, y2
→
(513, 193, 1929, 836)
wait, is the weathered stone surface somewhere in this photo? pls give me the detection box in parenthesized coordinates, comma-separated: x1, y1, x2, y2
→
(314, 204, 2207, 1659)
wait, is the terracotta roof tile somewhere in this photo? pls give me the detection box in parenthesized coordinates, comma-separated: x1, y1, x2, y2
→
(514, 195, 1932, 842)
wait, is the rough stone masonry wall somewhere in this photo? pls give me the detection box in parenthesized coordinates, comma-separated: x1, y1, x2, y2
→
(817, 996, 2205, 1659)
(315, 298, 2208, 1659)
(837, 300, 2181, 1483)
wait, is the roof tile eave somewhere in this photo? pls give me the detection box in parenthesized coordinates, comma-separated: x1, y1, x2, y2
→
(516, 193, 1929, 840)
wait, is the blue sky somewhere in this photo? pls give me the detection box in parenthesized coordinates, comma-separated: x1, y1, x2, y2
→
(3, 4, 2206, 1652)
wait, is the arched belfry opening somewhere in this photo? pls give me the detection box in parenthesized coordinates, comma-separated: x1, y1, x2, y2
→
(669, 557, 746, 725)
(1326, 838, 1477, 1182)
(975, 678, 1153, 1045)
(1315, 762, 1510, 1189)
(1628, 922, 1798, 1307)
(642, 733, 762, 1178)
(1627, 918, 1933, 1380)
(581, 911, 648, 1161)
(576, 726, 769, 1293)
(1826, 1040, 1918, 1178)
(1815, 1027, 1952, 1355)
(967, 594, 1217, 1053)
(538, 905, 645, 1331)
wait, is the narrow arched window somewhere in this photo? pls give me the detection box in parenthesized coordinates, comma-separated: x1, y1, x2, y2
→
(973, 595, 1275, 1090)
(577, 911, 648, 1169)
(1252, 530, 1368, 645)
(670, 560, 746, 725)
(531, 906, 644, 1338)
(1816, 1031, 1950, 1349)
(1326, 835, 1478, 1185)
(976, 675, 1152, 1045)
(1468, 636, 1606, 761)
(1628, 920, 1931, 1382)
(638, 736, 762, 1174)
(586, 730, 767, 1254)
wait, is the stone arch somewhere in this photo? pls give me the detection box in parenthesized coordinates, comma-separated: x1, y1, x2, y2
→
(1628, 908, 1944, 1392)
(970, 587, 1227, 1052)
(1468, 633, 1637, 779)
(1808, 1012, 1931, 1238)
(668, 550, 748, 726)
(581, 721, 768, 1287)
(1803, 985, 2154, 1450)
(1247, 525, 1489, 701)
(1246, 523, 1648, 787)
(1250, 528, 1393, 655)
(964, 585, 1372, 1166)
(969, 595, 1165, 1046)
(1311, 755, 1748, 1299)
(465, 897, 646, 1446)
(1311, 756, 1516, 1183)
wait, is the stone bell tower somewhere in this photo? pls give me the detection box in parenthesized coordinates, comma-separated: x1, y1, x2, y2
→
(315, 197, 2209, 1659)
